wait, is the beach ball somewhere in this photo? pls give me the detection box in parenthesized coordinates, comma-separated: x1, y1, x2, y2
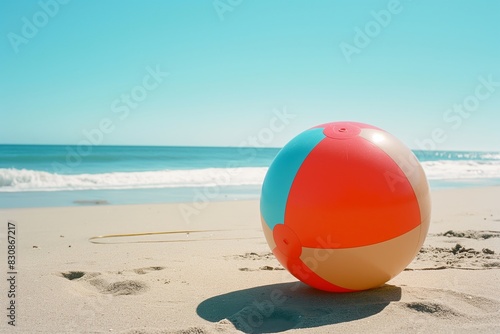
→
(260, 122, 431, 292)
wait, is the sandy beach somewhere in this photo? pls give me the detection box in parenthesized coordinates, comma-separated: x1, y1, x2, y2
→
(1, 186, 499, 334)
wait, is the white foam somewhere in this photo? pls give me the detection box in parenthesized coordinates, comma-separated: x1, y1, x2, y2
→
(0, 168, 268, 192)
(421, 160, 500, 180)
(2, 160, 500, 192)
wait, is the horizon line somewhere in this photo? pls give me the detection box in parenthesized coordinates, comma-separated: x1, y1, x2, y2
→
(0, 143, 498, 153)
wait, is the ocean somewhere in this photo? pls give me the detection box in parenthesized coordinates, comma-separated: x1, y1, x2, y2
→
(0, 145, 499, 208)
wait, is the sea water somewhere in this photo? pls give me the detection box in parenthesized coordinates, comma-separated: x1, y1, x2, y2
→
(0, 145, 499, 208)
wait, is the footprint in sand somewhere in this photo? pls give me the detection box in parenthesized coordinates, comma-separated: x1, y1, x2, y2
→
(232, 252, 286, 272)
(238, 266, 285, 272)
(133, 266, 165, 275)
(231, 252, 275, 260)
(400, 286, 500, 326)
(59, 266, 165, 296)
(407, 243, 500, 270)
(438, 230, 500, 239)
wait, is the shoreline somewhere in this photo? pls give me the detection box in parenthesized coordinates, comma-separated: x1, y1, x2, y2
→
(0, 186, 499, 333)
(1, 180, 500, 210)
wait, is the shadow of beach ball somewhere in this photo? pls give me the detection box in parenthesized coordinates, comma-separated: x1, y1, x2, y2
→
(260, 121, 431, 292)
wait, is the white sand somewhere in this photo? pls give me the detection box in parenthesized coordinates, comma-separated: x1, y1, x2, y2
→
(0, 187, 499, 333)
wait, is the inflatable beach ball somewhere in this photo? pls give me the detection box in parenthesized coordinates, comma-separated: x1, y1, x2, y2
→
(260, 122, 431, 292)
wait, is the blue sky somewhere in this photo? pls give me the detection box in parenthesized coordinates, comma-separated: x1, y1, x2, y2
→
(1, 0, 499, 150)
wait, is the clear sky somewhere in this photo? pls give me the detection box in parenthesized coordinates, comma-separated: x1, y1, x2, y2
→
(1, 0, 499, 150)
